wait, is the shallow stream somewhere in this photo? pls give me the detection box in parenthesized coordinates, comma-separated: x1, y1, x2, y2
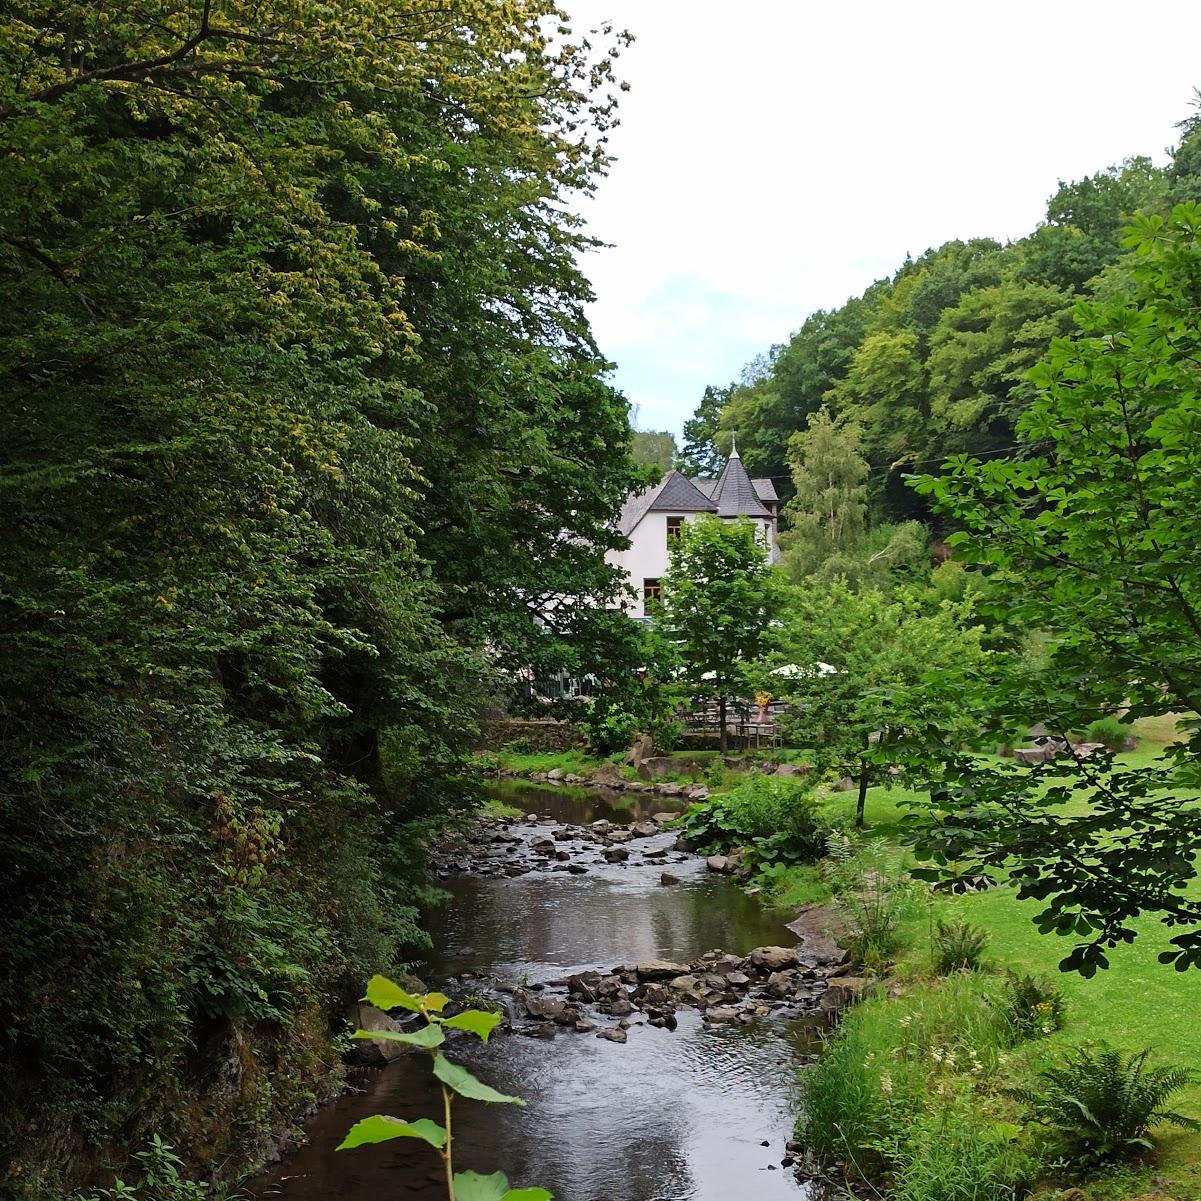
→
(254, 783, 821, 1201)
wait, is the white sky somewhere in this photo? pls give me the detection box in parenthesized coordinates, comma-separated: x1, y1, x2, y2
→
(563, 0, 1201, 437)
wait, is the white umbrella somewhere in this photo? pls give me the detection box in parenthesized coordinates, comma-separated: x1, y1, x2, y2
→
(771, 661, 838, 678)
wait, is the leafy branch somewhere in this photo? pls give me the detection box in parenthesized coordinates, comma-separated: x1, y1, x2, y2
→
(338, 975, 550, 1201)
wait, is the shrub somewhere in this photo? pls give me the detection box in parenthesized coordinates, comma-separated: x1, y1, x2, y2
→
(991, 970, 1066, 1042)
(678, 776, 826, 867)
(932, 917, 990, 974)
(1013, 1045, 1198, 1165)
(825, 839, 922, 971)
(75, 1137, 209, 1201)
(1084, 716, 1135, 751)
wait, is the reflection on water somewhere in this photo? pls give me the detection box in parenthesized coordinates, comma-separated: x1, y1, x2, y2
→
(488, 777, 690, 825)
(255, 784, 819, 1201)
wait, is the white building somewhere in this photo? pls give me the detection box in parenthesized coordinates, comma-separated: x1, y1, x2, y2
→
(608, 445, 779, 618)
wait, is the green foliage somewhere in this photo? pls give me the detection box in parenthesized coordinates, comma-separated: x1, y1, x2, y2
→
(630, 429, 678, 476)
(686, 123, 1196, 515)
(991, 971, 1067, 1042)
(771, 579, 991, 826)
(824, 839, 923, 971)
(74, 1137, 210, 1201)
(890, 1101, 1035, 1201)
(1085, 717, 1135, 751)
(909, 205, 1201, 975)
(1013, 1045, 1198, 1166)
(800, 973, 1017, 1177)
(677, 776, 826, 869)
(339, 977, 549, 1201)
(660, 515, 777, 751)
(781, 407, 869, 578)
(931, 918, 990, 974)
(0, 0, 636, 1192)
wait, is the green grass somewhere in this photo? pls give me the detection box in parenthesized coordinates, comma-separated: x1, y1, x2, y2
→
(775, 717, 1201, 1197)
(489, 747, 605, 775)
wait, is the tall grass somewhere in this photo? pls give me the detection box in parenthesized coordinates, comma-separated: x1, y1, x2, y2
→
(801, 974, 1021, 1180)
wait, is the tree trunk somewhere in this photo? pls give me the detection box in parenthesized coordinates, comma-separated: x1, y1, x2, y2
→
(718, 695, 728, 753)
(855, 755, 870, 829)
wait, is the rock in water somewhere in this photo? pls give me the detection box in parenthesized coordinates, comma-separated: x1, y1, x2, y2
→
(635, 959, 691, 980)
(747, 946, 800, 972)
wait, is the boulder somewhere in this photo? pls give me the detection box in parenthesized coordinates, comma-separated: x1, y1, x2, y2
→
(602, 846, 630, 863)
(590, 819, 613, 835)
(786, 905, 849, 967)
(705, 1007, 740, 1023)
(636, 959, 691, 980)
(546, 768, 564, 781)
(346, 1003, 411, 1065)
(567, 971, 601, 999)
(818, 976, 875, 1016)
(599, 1026, 627, 1043)
(659, 872, 681, 886)
(637, 756, 684, 780)
(765, 969, 798, 998)
(630, 821, 659, 838)
(669, 974, 699, 992)
(709, 954, 743, 975)
(651, 812, 679, 826)
(705, 855, 731, 874)
(747, 946, 800, 972)
(606, 828, 633, 844)
(685, 784, 709, 800)
(774, 762, 811, 777)
(590, 762, 628, 788)
(624, 732, 654, 768)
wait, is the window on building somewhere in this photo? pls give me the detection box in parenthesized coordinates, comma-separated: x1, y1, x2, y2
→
(643, 578, 662, 607)
(666, 516, 684, 543)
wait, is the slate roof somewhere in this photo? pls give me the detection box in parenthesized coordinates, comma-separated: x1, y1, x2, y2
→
(690, 475, 778, 504)
(617, 470, 715, 536)
(708, 450, 772, 518)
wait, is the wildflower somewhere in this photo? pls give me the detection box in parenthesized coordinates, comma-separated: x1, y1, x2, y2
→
(880, 1073, 894, 1095)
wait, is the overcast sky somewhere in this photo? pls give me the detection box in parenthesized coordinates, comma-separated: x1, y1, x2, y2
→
(563, 1, 1201, 437)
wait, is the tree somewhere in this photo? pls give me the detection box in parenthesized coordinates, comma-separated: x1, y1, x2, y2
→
(661, 516, 776, 752)
(771, 582, 990, 827)
(781, 408, 869, 578)
(680, 384, 731, 476)
(0, 0, 634, 1191)
(631, 429, 679, 476)
(910, 203, 1201, 975)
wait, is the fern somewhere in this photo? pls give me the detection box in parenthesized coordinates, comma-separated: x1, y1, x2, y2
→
(931, 918, 989, 973)
(1013, 1045, 1198, 1164)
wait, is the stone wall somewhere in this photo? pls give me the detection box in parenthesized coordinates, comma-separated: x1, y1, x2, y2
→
(481, 718, 586, 752)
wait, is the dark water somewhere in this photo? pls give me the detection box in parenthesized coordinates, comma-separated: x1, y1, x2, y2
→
(255, 783, 820, 1201)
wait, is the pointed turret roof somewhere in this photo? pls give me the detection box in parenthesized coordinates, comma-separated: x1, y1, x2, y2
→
(709, 443, 771, 518)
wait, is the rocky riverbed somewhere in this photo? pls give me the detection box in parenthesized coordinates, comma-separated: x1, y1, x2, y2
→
(255, 783, 853, 1201)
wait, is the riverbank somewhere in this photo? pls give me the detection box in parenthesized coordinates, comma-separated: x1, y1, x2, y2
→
(773, 722, 1201, 1201)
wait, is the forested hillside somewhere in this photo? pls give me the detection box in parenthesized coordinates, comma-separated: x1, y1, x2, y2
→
(682, 102, 1201, 534)
(0, 4, 636, 1195)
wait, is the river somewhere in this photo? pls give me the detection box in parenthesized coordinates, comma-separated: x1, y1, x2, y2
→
(254, 781, 823, 1201)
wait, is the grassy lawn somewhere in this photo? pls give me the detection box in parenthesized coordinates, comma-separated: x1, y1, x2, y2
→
(774, 718, 1201, 1197)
